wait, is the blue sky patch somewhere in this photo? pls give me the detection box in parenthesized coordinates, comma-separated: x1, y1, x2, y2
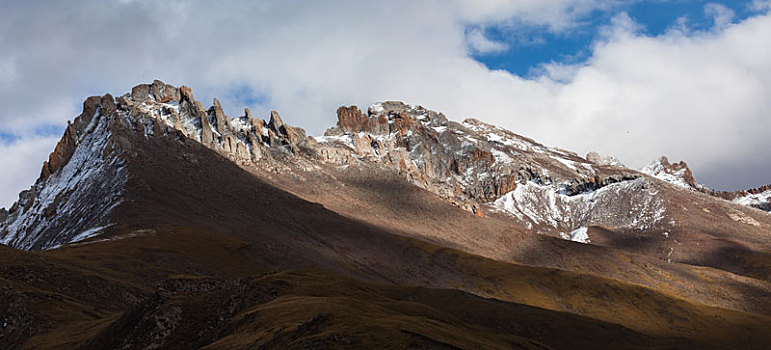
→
(0, 131, 21, 143)
(230, 84, 268, 107)
(0, 124, 65, 145)
(472, 0, 759, 77)
(33, 124, 66, 138)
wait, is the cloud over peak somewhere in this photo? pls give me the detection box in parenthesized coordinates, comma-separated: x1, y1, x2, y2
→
(0, 0, 769, 207)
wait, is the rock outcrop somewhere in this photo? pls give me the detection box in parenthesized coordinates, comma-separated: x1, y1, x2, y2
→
(335, 105, 389, 135)
(642, 156, 771, 212)
(586, 151, 623, 167)
(641, 156, 700, 190)
(40, 122, 77, 179)
(320, 101, 640, 215)
(119, 80, 310, 162)
(40, 95, 117, 179)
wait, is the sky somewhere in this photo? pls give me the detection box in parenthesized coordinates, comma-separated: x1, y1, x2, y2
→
(1, 0, 770, 208)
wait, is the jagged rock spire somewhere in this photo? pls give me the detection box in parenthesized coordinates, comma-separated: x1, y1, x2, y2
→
(209, 98, 233, 137)
(41, 94, 116, 179)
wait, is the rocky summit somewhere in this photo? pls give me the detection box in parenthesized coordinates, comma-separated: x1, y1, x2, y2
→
(1, 81, 770, 349)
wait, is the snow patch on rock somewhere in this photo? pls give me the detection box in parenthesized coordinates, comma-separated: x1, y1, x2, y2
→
(0, 112, 126, 250)
(641, 158, 694, 190)
(494, 178, 667, 233)
(314, 135, 356, 150)
(569, 227, 590, 243)
(733, 190, 771, 210)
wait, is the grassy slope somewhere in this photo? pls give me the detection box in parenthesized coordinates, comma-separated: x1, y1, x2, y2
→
(0, 225, 765, 349)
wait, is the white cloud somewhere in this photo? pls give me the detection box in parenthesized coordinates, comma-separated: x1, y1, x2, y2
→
(704, 3, 735, 28)
(0, 57, 18, 88)
(534, 11, 771, 189)
(598, 12, 644, 39)
(466, 27, 508, 54)
(0, 0, 769, 208)
(450, 0, 626, 30)
(751, 0, 771, 12)
(0, 136, 60, 209)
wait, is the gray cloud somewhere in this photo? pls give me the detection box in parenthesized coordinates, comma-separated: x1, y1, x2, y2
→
(0, 0, 769, 207)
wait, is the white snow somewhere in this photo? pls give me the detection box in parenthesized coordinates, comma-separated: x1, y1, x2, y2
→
(369, 102, 386, 114)
(491, 148, 513, 164)
(551, 156, 578, 171)
(151, 102, 181, 128)
(46, 225, 110, 249)
(485, 133, 504, 143)
(314, 135, 355, 150)
(1, 109, 126, 250)
(494, 178, 667, 233)
(733, 190, 771, 208)
(640, 159, 694, 190)
(569, 227, 590, 243)
(178, 110, 203, 141)
(432, 126, 447, 134)
(459, 135, 479, 146)
(70, 225, 108, 243)
(229, 116, 252, 133)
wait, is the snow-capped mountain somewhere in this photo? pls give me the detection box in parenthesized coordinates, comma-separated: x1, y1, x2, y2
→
(1, 81, 770, 349)
(640, 156, 702, 190)
(1, 80, 769, 250)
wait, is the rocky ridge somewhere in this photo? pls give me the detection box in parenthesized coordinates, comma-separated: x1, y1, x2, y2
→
(1, 80, 769, 250)
(0, 80, 313, 250)
(316, 102, 680, 238)
(642, 156, 771, 212)
(319, 102, 642, 215)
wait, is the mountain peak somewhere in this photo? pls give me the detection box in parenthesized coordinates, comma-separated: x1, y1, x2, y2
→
(41, 94, 117, 179)
(640, 155, 771, 211)
(585, 151, 624, 167)
(2, 92, 125, 249)
(131, 79, 181, 103)
(3, 81, 770, 251)
(0, 80, 311, 249)
(641, 155, 699, 190)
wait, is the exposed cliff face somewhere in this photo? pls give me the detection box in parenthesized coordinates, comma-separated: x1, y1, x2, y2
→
(0, 80, 312, 250)
(1, 95, 126, 250)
